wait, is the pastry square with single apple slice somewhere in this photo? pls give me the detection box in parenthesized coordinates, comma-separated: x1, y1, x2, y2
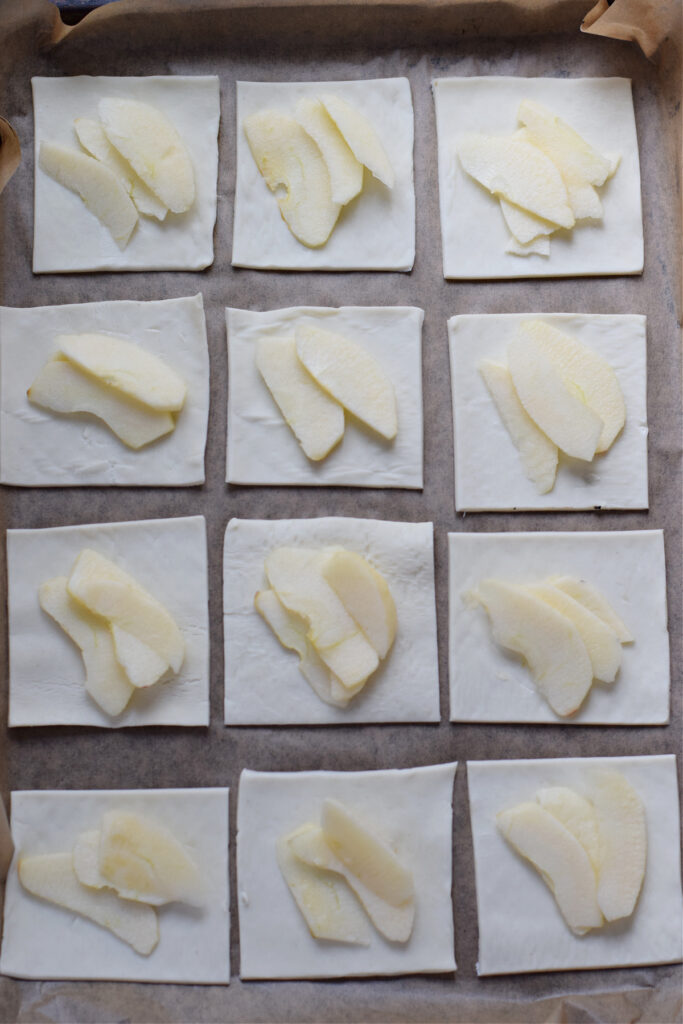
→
(449, 530, 669, 725)
(0, 788, 230, 983)
(32, 76, 219, 273)
(449, 313, 648, 511)
(0, 294, 209, 487)
(467, 755, 682, 975)
(232, 79, 415, 271)
(237, 763, 456, 979)
(433, 76, 642, 280)
(7, 516, 209, 728)
(223, 517, 439, 725)
(226, 305, 423, 487)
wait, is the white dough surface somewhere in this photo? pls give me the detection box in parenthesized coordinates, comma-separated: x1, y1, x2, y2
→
(223, 517, 439, 725)
(237, 764, 456, 979)
(433, 77, 643, 279)
(449, 531, 669, 724)
(32, 76, 220, 273)
(467, 755, 682, 975)
(449, 313, 648, 511)
(0, 294, 209, 486)
(0, 789, 230, 983)
(226, 306, 423, 487)
(232, 79, 415, 271)
(7, 516, 210, 728)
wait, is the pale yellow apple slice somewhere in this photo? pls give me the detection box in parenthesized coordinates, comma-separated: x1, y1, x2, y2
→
(320, 94, 394, 188)
(505, 235, 551, 257)
(19, 852, 159, 955)
(497, 802, 603, 935)
(244, 110, 341, 247)
(516, 320, 625, 453)
(295, 323, 397, 440)
(479, 360, 558, 494)
(256, 336, 344, 461)
(38, 576, 134, 717)
(295, 98, 363, 205)
(549, 577, 633, 644)
(500, 198, 556, 245)
(507, 329, 603, 461)
(472, 579, 593, 717)
(457, 132, 575, 229)
(517, 100, 619, 190)
(536, 787, 601, 874)
(591, 772, 647, 922)
(320, 548, 396, 659)
(110, 626, 170, 689)
(67, 548, 184, 673)
(73, 117, 168, 221)
(72, 829, 105, 889)
(99, 98, 195, 214)
(39, 141, 138, 249)
(28, 357, 175, 450)
(57, 333, 186, 413)
(99, 811, 203, 907)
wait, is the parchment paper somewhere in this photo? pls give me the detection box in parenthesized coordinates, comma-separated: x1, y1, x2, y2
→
(0, 0, 681, 1021)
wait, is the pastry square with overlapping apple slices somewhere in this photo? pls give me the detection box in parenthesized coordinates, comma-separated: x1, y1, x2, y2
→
(223, 517, 439, 725)
(448, 313, 648, 511)
(236, 763, 456, 979)
(7, 516, 209, 727)
(433, 77, 642, 279)
(226, 305, 423, 487)
(32, 76, 219, 273)
(467, 755, 683, 975)
(449, 531, 670, 725)
(0, 788, 230, 983)
(232, 79, 415, 271)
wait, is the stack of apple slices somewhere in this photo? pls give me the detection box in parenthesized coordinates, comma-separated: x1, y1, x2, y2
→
(19, 811, 203, 955)
(28, 331, 187, 450)
(40, 548, 185, 717)
(256, 546, 397, 708)
(256, 321, 397, 461)
(479, 319, 626, 494)
(470, 574, 633, 717)
(39, 98, 195, 248)
(278, 798, 415, 944)
(458, 99, 620, 257)
(244, 94, 393, 247)
(497, 772, 647, 935)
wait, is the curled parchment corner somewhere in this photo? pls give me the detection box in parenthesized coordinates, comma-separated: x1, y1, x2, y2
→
(0, 117, 21, 195)
(0, 797, 12, 882)
(581, 0, 680, 59)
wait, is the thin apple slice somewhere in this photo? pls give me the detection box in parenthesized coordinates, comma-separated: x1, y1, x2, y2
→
(19, 852, 159, 954)
(497, 802, 603, 935)
(505, 235, 551, 257)
(549, 577, 633, 644)
(500, 198, 556, 245)
(99, 98, 194, 214)
(472, 579, 593, 717)
(591, 772, 647, 922)
(72, 829, 105, 889)
(517, 100, 619, 189)
(110, 626, 170, 689)
(536, 787, 601, 874)
(244, 110, 341, 247)
(39, 141, 138, 249)
(320, 94, 394, 188)
(256, 336, 344, 461)
(295, 98, 363, 205)
(479, 359, 558, 494)
(38, 576, 134, 717)
(320, 548, 396, 659)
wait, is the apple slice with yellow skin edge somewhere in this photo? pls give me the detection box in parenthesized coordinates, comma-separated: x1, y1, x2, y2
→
(320, 548, 396, 659)
(39, 141, 138, 249)
(38, 576, 134, 717)
(497, 802, 603, 935)
(591, 772, 647, 922)
(320, 94, 394, 189)
(479, 359, 558, 495)
(536, 787, 601, 874)
(517, 100, 619, 189)
(244, 111, 341, 247)
(110, 626, 170, 689)
(500, 197, 556, 245)
(549, 576, 633, 644)
(19, 852, 159, 955)
(295, 98, 363, 206)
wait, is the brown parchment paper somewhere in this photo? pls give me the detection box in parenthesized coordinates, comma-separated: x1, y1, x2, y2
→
(0, 1, 681, 1021)
(582, 0, 680, 60)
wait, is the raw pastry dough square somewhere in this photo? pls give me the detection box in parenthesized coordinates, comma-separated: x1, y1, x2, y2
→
(0, 788, 230, 984)
(433, 77, 643, 279)
(7, 516, 209, 728)
(449, 313, 648, 511)
(237, 763, 456, 979)
(0, 294, 209, 486)
(232, 79, 415, 271)
(223, 517, 439, 725)
(32, 76, 220, 273)
(449, 530, 669, 725)
(226, 306, 423, 487)
(467, 755, 682, 975)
